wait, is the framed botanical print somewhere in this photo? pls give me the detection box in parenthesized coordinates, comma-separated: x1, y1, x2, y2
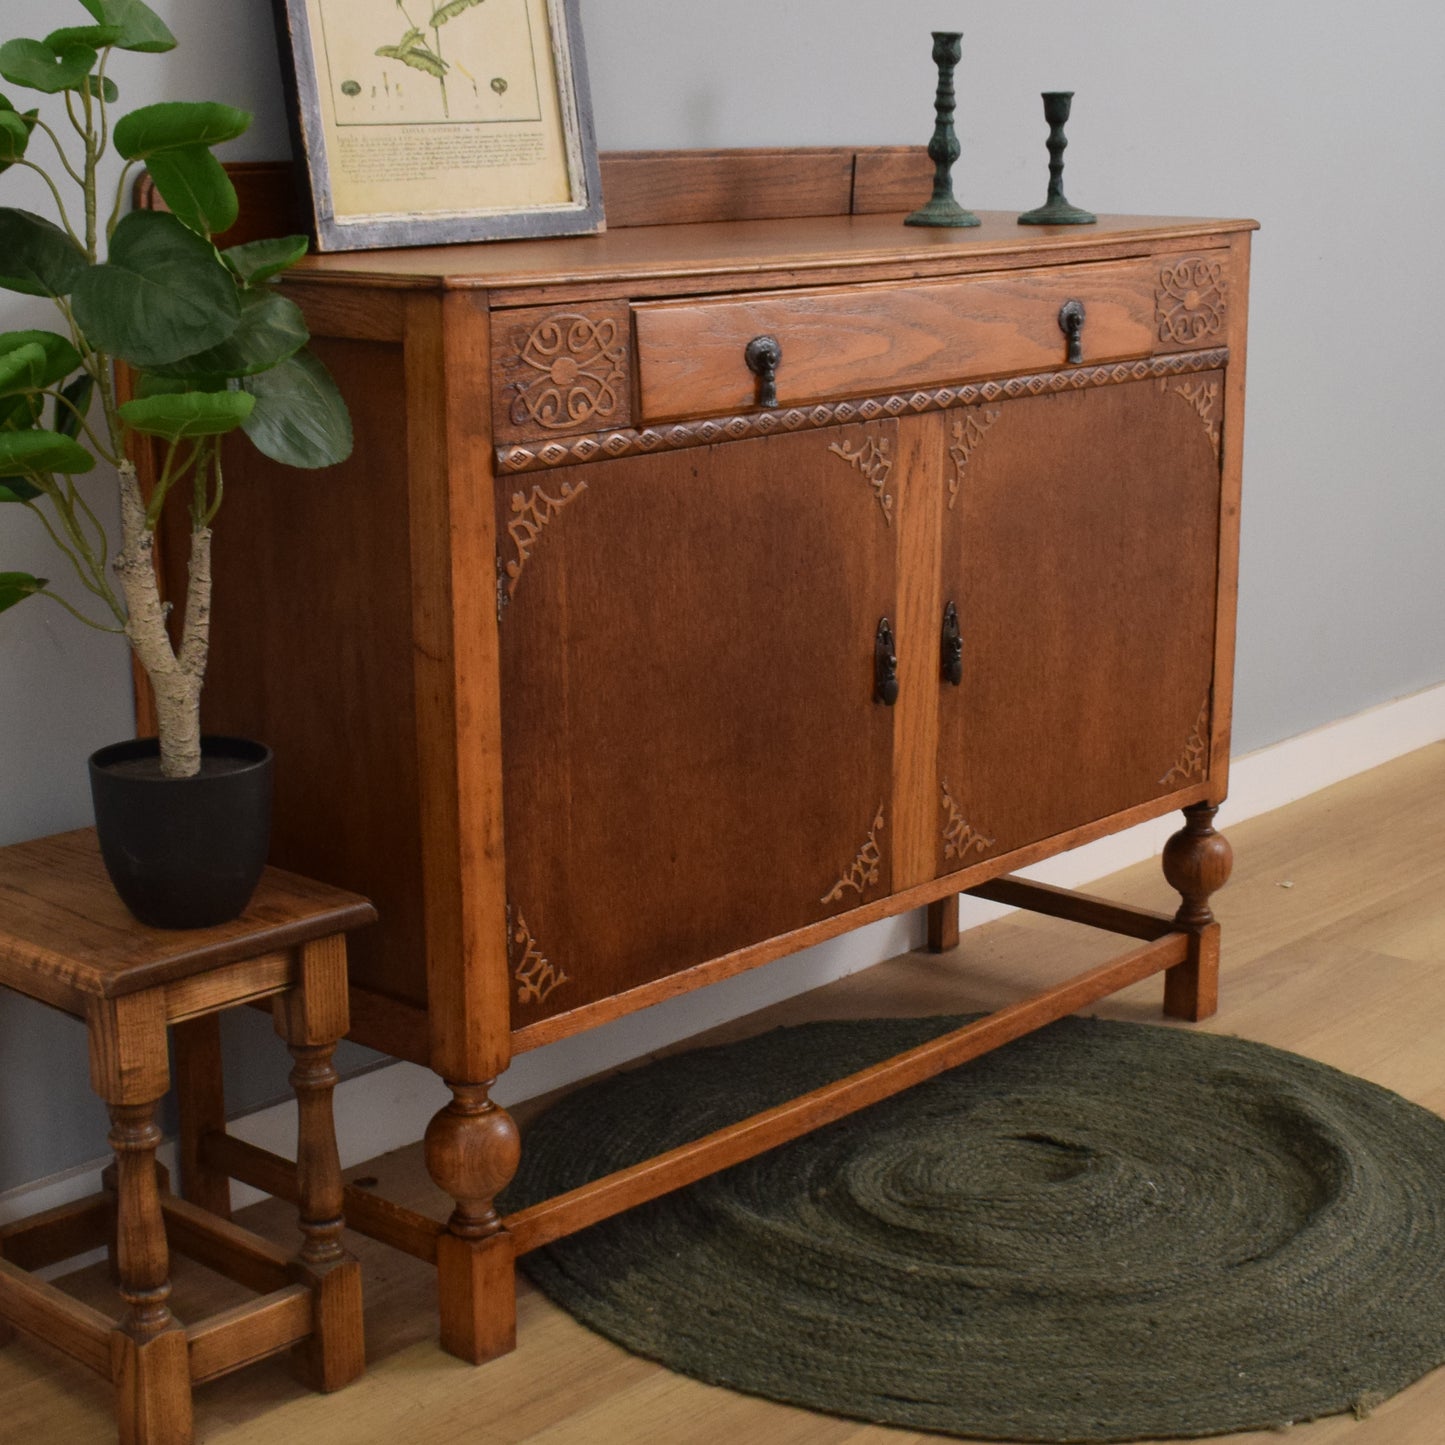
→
(274, 0, 604, 251)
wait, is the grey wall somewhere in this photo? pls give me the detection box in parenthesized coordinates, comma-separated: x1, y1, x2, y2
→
(2, 0, 1441, 1192)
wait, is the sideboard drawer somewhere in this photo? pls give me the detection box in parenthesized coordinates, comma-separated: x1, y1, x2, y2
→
(632, 255, 1194, 422)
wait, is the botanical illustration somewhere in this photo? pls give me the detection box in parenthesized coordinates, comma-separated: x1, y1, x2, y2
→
(316, 0, 544, 126)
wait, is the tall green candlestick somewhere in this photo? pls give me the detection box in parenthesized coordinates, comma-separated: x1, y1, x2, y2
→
(905, 31, 980, 229)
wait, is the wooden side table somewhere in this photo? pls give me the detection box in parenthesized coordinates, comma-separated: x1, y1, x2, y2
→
(0, 829, 376, 1445)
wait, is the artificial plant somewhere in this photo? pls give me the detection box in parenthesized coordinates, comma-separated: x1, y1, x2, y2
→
(0, 0, 351, 777)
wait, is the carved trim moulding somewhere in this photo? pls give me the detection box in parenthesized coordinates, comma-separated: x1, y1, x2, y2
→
(821, 806, 886, 906)
(496, 349, 1230, 474)
(507, 312, 628, 433)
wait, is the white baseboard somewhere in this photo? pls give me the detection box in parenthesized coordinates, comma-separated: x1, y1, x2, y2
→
(7, 681, 1443, 1227)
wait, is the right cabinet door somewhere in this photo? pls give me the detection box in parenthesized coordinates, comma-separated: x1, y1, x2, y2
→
(935, 373, 1224, 870)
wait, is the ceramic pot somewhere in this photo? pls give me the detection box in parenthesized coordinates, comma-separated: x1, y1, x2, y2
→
(88, 735, 273, 929)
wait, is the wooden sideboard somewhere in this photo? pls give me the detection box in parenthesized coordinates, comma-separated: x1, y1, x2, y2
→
(154, 150, 1254, 1363)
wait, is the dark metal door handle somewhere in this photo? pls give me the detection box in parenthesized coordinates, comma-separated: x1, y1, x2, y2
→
(875, 618, 899, 706)
(1059, 300, 1086, 364)
(745, 335, 782, 408)
(941, 601, 962, 686)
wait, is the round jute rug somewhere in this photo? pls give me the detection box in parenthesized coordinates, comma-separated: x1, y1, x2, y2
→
(504, 1015, 1445, 1442)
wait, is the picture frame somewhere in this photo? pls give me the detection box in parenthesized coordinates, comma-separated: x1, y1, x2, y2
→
(272, 0, 604, 251)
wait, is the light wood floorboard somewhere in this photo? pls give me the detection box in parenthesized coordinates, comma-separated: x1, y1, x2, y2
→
(5, 741, 1444, 1442)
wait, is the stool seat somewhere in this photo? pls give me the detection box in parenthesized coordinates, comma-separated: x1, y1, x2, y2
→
(0, 828, 375, 1445)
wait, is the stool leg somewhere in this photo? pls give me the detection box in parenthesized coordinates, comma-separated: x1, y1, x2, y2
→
(108, 1100, 193, 1445)
(274, 937, 365, 1392)
(89, 993, 192, 1445)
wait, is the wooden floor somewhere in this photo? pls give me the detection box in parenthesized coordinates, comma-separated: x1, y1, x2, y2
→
(7, 741, 1445, 1443)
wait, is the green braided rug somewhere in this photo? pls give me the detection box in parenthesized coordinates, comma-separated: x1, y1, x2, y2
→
(502, 1015, 1445, 1442)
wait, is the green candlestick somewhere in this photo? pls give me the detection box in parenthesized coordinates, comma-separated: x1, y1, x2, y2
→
(1018, 91, 1096, 225)
(905, 31, 980, 228)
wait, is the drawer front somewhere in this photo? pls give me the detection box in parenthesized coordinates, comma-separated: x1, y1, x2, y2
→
(632, 256, 1198, 423)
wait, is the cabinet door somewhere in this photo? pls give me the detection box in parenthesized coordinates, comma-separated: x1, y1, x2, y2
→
(936, 374, 1223, 869)
(498, 424, 898, 1027)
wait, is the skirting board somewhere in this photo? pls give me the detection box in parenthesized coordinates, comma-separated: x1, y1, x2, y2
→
(6, 679, 1445, 1225)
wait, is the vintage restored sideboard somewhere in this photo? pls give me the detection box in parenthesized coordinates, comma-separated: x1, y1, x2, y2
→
(150, 150, 1253, 1364)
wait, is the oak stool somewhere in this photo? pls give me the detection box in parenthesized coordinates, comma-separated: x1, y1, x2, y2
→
(0, 828, 375, 1444)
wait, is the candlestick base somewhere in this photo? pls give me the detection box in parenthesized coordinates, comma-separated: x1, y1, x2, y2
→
(905, 195, 981, 228)
(1017, 196, 1096, 226)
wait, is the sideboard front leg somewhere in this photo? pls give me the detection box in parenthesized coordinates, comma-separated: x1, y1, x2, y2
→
(926, 895, 960, 953)
(1161, 802, 1233, 1021)
(424, 1081, 521, 1364)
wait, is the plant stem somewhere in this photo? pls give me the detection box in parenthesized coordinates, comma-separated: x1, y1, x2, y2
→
(30, 116, 86, 188)
(17, 160, 80, 244)
(33, 587, 126, 633)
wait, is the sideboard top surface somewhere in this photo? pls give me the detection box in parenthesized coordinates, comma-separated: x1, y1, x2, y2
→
(287, 211, 1259, 294)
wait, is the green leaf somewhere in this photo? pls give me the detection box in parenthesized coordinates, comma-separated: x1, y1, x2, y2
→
(151, 289, 309, 379)
(0, 330, 83, 389)
(0, 39, 97, 95)
(432, 0, 486, 23)
(119, 388, 255, 440)
(0, 571, 48, 613)
(44, 25, 125, 49)
(53, 372, 95, 440)
(0, 479, 43, 502)
(0, 392, 42, 432)
(70, 210, 241, 367)
(113, 100, 251, 159)
(0, 428, 95, 475)
(84, 74, 119, 103)
(221, 234, 309, 285)
(143, 146, 238, 237)
(240, 350, 353, 469)
(0, 108, 31, 166)
(0, 342, 48, 396)
(76, 0, 176, 54)
(0, 208, 87, 297)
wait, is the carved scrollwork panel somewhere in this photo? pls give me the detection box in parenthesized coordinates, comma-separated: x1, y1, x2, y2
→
(1159, 698, 1211, 788)
(828, 429, 895, 524)
(503, 478, 587, 600)
(1160, 376, 1222, 451)
(1156, 257, 1229, 347)
(821, 806, 886, 906)
(493, 302, 633, 444)
(941, 780, 996, 862)
(947, 406, 1002, 509)
(510, 910, 569, 1007)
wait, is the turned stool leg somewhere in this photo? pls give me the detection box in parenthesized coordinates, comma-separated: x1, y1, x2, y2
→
(926, 895, 960, 952)
(274, 937, 365, 1391)
(108, 1099, 193, 1445)
(1161, 802, 1233, 1022)
(425, 1081, 521, 1364)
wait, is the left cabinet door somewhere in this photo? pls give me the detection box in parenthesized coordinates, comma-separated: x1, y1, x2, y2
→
(497, 424, 900, 1028)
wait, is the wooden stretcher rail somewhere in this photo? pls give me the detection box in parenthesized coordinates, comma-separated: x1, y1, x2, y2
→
(502, 931, 1190, 1255)
(185, 1286, 314, 1385)
(0, 1256, 114, 1375)
(0, 1191, 113, 1271)
(966, 876, 1179, 940)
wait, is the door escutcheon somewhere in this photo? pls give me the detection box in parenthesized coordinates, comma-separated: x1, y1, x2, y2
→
(745, 335, 782, 408)
(875, 618, 899, 706)
(941, 601, 963, 686)
(1058, 300, 1086, 364)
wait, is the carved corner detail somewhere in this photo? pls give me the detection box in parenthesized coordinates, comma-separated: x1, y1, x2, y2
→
(941, 779, 996, 860)
(511, 910, 569, 1007)
(1156, 257, 1228, 346)
(504, 478, 587, 598)
(947, 407, 1001, 509)
(507, 313, 627, 432)
(1159, 698, 1211, 787)
(828, 433, 895, 524)
(1161, 376, 1222, 449)
(821, 806, 886, 904)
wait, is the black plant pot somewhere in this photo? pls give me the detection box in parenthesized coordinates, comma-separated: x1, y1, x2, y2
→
(88, 735, 273, 930)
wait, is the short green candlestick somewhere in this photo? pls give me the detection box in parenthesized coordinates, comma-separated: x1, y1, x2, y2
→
(1018, 90, 1096, 225)
(905, 31, 980, 229)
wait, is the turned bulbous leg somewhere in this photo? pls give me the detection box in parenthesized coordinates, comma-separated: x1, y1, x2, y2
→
(1161, 802, 1233, 1021)
(424, 1082, 521, 1363)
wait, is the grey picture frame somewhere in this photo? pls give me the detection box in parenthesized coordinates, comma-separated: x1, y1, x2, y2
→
(272, 0, 604, 252)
